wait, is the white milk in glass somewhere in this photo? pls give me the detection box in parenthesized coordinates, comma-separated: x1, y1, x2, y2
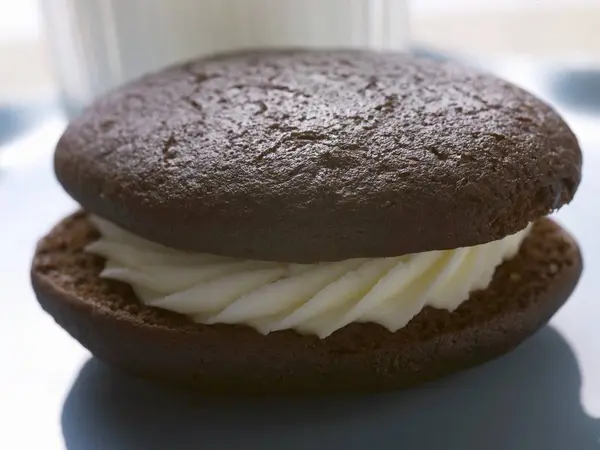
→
(42, 0, 409, 116)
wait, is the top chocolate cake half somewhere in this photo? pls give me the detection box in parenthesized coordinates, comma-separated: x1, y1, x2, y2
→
(54, 49, 581, 263)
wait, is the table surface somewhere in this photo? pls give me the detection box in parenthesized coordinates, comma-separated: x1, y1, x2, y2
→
(1, 61, 600, 450)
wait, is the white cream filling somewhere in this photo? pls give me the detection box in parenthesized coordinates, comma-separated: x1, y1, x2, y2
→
(86, 216, 530, 338)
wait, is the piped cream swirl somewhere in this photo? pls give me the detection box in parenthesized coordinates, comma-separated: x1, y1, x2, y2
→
(87, 216, 530, 338)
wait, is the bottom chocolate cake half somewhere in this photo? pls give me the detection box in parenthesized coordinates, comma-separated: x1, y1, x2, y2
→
(31, 213, 582, 394)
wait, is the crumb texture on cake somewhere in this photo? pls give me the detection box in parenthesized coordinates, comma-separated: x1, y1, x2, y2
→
(54, 50, 581, 261)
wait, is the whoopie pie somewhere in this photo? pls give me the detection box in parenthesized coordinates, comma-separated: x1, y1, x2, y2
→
(32, 50, 582, 393)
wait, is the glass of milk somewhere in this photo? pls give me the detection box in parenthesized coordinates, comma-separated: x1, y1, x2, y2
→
(41, 0, 410, 117)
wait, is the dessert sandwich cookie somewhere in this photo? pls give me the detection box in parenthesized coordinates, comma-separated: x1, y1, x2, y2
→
(32, 50, 583, 394)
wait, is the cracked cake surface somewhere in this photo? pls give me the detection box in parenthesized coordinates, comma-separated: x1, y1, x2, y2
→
(54, 50, 581, 262)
